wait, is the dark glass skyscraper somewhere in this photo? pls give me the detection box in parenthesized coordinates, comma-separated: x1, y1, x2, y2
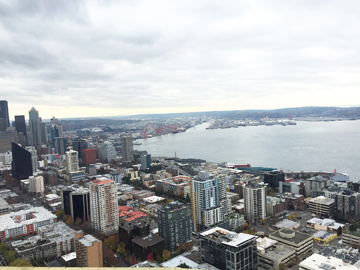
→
(72, 139, 88, 158)
(11, 142, 33, 180)
(29, 107, 43, 146)
(15, 115, 27, 145)
(0, 101, 10, 128)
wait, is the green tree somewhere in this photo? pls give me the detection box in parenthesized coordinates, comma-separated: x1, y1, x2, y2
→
(55, 209, 65, 220)
(337, 227, 343, 236)
(4, 250, 16, 264)
(62, 214, 69, 222)
(0, 243, 8, 252)
(155, 254, 162, 263)
(9, 259, 32, 267)
(179, 263, 190, 268)
(260, 219, 266, 225)
(104, 235, 119, 251)
(116, 242, 127, 257)
(279, 262, 286, 270)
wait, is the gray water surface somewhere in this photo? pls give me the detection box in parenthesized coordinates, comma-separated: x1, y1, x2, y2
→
(134, 120, 360, 180)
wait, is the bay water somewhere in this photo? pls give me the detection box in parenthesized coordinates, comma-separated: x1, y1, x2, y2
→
(134, 120, 360, 181)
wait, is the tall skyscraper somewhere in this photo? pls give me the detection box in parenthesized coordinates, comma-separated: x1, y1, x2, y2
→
(140, 153, 152, 171)
(25, 146, 38, 172)
(72, 139, 88, 158)
(89, 178, 119, 233)
(158, 201, 191, 252)
(29, 107, 43, 147)
(66, 150, 79, 173)
(11, 142, 32, 180)
(14, 115, 27, 146)
(190, 171, 223, 233)
(54, 137, 67, 155)
(121, 134, 134, 162)
(100, 141, 116, 162)
(244, 182, 267, 223)
(0, 101, 10, 128)
(50, 124, 60, 149)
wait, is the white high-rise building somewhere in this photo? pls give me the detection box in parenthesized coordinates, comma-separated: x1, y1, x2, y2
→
(66, 150, 79, 173)
(29, 175, 44, 195)
(0, 151, 12, 165)
(100, 141, 116, 162)
(190, 171, 223, 233)
(89, 177, 119, 233)
(121, 135, 134, 162)
(25, 146, 38, 172)
(244, 182, 267, 223)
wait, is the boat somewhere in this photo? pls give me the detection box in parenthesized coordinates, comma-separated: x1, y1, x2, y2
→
(133, 141, 142, 145)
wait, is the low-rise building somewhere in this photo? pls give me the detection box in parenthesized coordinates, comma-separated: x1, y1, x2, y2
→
(269, 228, 313, 260)
(119, 206, 150, 227)
(60, 252, 76, 267)
(306, 217, 344, 233)
(0, 197, 10, 215)
(299, 253, 359, 270)
(200, 227, 258, 270)
(283, 193, 306, 210)
(342, 230, 360, 249)
(267, 197, 287, 217)
(10, 235, 56, 262)
(312, 230, 337, 244)
(257, 237, 296, 270)
(37, 222, 77, 257)
(131, 233, 165, 261)
(131, 190, 155, 200)
(308, 196, 335, 218)
(0, 206, 57, 240)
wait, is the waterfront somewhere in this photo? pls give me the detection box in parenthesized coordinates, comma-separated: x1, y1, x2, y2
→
(135, 120, 360, 181)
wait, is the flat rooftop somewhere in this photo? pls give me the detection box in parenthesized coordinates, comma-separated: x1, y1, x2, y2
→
(200, 227, 257, 247)
(0, 207, 56, 231)
(161, 255, 198, 268)
(78, 234, 100, 247)
(300, 253, 359, 270)
(270, 228, 312, 245)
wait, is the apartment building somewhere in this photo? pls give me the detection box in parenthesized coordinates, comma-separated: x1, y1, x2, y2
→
(89, 178, 119, 233)
(66, 150, 79, 173)
(190, 171, 223, 233)
(75, 234, 103, 267)
(158, 201, 192, 252)
(244, 182, 267, 223)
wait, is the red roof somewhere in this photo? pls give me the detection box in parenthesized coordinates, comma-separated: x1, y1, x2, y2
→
(92, 179, 114, 185)
(81, 148, 96, 152)
(118, 206, 148, 221)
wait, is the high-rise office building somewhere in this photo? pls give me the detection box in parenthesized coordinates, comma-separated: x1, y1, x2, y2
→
(190, 171, 223, 233)
(200, 227, 258, 270)
(158, 201, 192, 252)
(17, 132, 26, 147)
(0, 129, 17, 153)
(15, 115, 27, 146)
(264, 171, 285, 191)
(11, 142, 32, 180)
(61, 187, 91, 222)
(81, 148, 96, 166)
(50, 124, 60, 149)
(54, 137, 67, 155)
(100, 141, 116, 162)
(66, 150, 79, 173)
(89, 178, 119, 233)
(0, 101, 10, 128)
(0, 119, 7, 132)
(244, 182, 267, 223)
(121, 134, 134, 162)
(140, 153, 152, 171)
(29, 107, 43, 147)
(40, 122, 47, 145)
(72, 139, 88, 158)
(25, 146, 38, 172)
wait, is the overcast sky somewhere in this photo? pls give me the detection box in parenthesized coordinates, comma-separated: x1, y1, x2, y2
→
(1, 0, 360, 119)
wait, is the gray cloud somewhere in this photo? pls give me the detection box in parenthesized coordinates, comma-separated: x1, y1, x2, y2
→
(1, 0, 360, 118)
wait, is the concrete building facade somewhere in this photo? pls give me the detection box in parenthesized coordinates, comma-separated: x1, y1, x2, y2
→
(244, 182, 267, 223)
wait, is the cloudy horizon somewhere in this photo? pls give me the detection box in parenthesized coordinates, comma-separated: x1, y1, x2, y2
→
(1, 0, 360, 120)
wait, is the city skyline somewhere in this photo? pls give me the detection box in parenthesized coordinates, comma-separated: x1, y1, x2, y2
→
(1, 1, 360, 119)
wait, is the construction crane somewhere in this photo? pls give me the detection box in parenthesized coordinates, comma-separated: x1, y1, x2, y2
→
(141, 128, 148, 138)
